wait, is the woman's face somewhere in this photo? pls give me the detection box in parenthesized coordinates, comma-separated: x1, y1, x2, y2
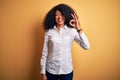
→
(55, 10, 65, 26)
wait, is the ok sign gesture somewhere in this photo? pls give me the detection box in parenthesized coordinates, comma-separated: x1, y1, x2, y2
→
(69, 13, 81, 31)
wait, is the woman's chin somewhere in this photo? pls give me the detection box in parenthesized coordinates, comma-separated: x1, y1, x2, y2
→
(57, 22, 64, 25)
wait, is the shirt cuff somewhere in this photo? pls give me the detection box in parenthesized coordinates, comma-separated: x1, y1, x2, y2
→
(40, 68, 46, 74)
(79, 32, 85, 37)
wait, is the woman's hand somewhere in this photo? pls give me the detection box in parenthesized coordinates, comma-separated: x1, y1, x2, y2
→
(69, 13, 81, 30)
(41, 74, 47, 80)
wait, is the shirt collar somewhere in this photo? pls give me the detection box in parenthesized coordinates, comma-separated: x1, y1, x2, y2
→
(54, 25, 68, 30)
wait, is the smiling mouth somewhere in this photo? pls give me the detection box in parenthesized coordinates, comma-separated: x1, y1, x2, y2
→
(58, 19, 63, 22)
(58, 21, 62, 22)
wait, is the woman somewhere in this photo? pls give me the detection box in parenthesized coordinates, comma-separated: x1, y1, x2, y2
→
(40, 4, 90, 80)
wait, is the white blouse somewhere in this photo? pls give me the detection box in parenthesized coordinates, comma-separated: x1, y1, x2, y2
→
(40, 25, 90, 74)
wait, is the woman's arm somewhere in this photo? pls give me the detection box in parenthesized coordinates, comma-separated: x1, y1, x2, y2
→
(74, 30, 90, 50)
(40, 32, 49, 74)
(70, 13, 90, 50)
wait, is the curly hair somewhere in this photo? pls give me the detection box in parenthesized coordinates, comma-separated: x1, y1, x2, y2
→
(43, 4, 77, 31)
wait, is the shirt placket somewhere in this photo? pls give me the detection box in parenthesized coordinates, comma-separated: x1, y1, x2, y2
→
(58, 29, 63, 74)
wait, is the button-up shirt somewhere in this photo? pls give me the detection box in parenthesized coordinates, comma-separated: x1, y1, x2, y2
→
(40, 25, 90, 74)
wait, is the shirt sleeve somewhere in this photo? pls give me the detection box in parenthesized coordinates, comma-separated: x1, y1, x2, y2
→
(73, 29, 90, 50)
(40, 32, 49, 74)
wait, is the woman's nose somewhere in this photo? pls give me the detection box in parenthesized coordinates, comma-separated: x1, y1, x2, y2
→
(58, 16, 62, 19)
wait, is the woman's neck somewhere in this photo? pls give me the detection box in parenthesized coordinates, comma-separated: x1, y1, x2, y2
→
(56, 24, 65, 30)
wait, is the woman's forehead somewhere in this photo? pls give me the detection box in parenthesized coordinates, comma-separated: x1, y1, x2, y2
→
(55, 10, 61, 13)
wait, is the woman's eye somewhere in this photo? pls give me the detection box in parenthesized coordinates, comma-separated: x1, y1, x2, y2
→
(55, 15, 58, 17)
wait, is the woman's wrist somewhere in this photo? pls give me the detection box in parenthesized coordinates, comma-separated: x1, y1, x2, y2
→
(76, 24, 83, 33)
(77, 28, 82, 33)
(76, 26, 83, 34)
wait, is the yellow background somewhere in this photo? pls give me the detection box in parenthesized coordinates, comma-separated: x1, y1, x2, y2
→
(0, 0, 120, 80)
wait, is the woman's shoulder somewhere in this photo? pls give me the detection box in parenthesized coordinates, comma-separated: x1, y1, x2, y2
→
(46, 28, 54, 32)
(45, 28, 55, 35)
